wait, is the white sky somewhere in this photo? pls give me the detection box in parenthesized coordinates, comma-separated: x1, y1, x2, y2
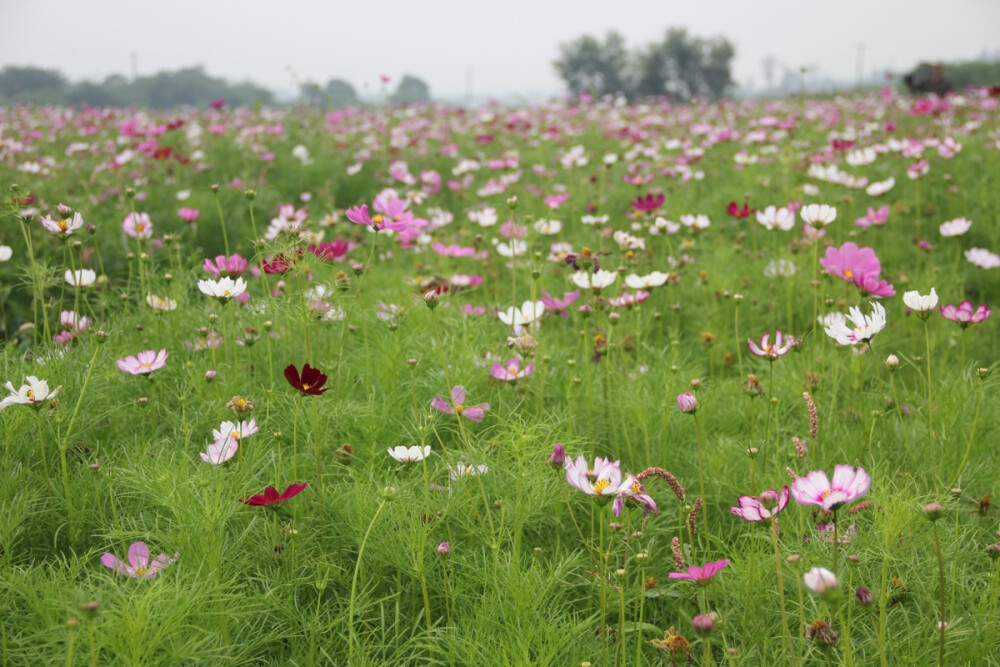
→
(2, 0, 998, 98)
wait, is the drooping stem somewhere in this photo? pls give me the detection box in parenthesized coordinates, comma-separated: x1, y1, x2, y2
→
(347, 499, 388, 664)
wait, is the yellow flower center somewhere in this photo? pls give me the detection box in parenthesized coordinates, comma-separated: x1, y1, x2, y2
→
(844, 269, 853, 279)
(371, 214, 384, 224)
(593, 480, 611, 494)
(139, 362, 151, 370)
(223, 290, 230, 297)
(820, 490, 832, 500)
(301, 383, 312, 391)
(58, 219, 69, 230)
(454, 404, 465, 415)
(27, 389, 35, 401)
(135, 223, 145, 232)
(133, 566, 149, 577)
(508, 365, 518, 375)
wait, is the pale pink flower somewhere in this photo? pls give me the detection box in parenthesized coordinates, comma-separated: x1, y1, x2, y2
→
(117, 349, 168, 375)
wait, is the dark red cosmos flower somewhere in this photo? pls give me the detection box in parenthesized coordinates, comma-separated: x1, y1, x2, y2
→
(239, 482, 308, 506)
(284, 363, 331, 395)
(209, 98, 226, 109)
(727, 201, 756, 218)
(629, 193, 665, 213)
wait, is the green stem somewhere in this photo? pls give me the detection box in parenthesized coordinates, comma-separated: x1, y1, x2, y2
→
(933, 522, 946, 667)
(771, 520, 796, 665)
(348, 499, 387, 664)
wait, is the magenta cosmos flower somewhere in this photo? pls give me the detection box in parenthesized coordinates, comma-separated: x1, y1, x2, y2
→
(940, 301, 991, 328)
(819, 242, 895, 297)
(747, 331, 794, 360)
(491, 358, 534, 382)
(791, 465, 870, 511)
(669, 559, 730, 585)
(239, 482, 308, 506)
(431, 385, 489, 422)
(203, 254, 248, 277)
(629, 193, 665, 213)
(101, 541, 178, 578)
(117, 349, 168, 375)
(730, 487, 790, 523)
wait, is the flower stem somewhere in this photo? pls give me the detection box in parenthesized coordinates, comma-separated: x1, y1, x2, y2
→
(694, 411, 711, 552)
(932, 521, 946, 667)
(770, 520, 796, 665)
(923, 319, 935, 478)
(348, 499, 387, 664)
(951, 375, 984, 488)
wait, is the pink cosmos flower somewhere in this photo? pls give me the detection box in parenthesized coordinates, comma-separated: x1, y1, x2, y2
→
(122, 212, 153, 239)
(101, 541, 178, 578)
(791, 465, 870, 511)
(608, 290, 650, 308)
(563, 455, 656, 516)
(747, 330, 794, 360)
(431, 385, 489, 422)
(540, 290, 580, 318)
(309, 240, 350, 262)
(820, 242, 895, 297)
(543, 193, 569, 209)
(200, 436, 238, 465)
(940, 301, 991, 328)
(203, 254, 248, 277)
(432, 242, 477, 257)
(630, 193, 665, 213)
(461, 304, 487, 317)
(177, 208, 200, 223)
(490, 358, 534, 382)
(668, 559, 730, 585)
(117, 349, 168, 375)
(854, 206, 889, 229)
(730, 487, 790, 523)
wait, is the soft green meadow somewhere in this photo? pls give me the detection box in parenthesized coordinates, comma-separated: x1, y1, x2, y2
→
(1, 91, 999, 666)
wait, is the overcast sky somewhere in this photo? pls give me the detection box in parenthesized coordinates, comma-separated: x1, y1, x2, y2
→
(2, 0, 998, 99)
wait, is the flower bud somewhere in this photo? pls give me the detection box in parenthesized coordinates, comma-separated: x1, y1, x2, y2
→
(856, 586, 874, 607)
(924, 502, 943, 521)
(760, 489, 779, 509)
(210, 183, 220, 193)
(244, 189, 256, 200)
(676, 392, 698, 414)
(205, 370, 217, 382)
(549, 443, 566, 467)
(692, 613, 714, 637)
(437, 542, 450, 557)
(886, 354, 899, 371)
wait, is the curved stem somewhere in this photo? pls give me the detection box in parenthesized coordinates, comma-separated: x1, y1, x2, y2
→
(348, 499, 388, 663)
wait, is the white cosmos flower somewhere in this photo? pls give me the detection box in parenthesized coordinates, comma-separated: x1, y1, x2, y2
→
(845, 148, 877, 166)
(613, 230, 645, 250)
(65, 269, 96, 287)
(387, 445, 431, 463)
(497, 240, 527, 257)
(624, 272, 668, 289)
(0, 376, 61, 411)
(200, 437, 238, 465)
(581, 214, 608, 226)
(499, 300, 545, 335)
(146, 294, 178, 311)
(533, 219, 563, 235)
(824, 302, 887, 346)
(756, 206, 795, 231)
(902, 287, 938, 316)
(939, 217, 971, 237)
(865, 177, 895, 196)
(0, 245, 12, 261)
(800, 204, 837, 227)
(197, 276, 247, 301)
(679, 214, 710, 230)
(653, 216, 681, 234)
(966, 247, 1000, 269)
(764, 259, 797, 278)
(448, 463, 489, 480)
(572, 269, 617, 290)
(212, 419, 258, 442)
(803, 567, 839, 595)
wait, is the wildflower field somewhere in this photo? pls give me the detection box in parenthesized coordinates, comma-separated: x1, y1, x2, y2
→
(1, 89, 1000, 666)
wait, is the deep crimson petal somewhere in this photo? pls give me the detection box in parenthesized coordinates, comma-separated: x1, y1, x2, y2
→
(284, 364, 301, 389)
(278, 482, 308, 501)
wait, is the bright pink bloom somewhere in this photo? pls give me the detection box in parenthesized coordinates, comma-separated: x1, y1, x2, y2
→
(431, 385, 488, 422)
(940, 301, 991, 327)
(309, 240, 349, 261)
(543, 193, 569, 209)
(101, 541, 178, 578)
(791, 465, 870, 511)
(490, 358, 534, 382)
(117, 349, 168, 375)
(203, 254, 247, 277)
(540, 290, 580, 318)
(820, 242, 881, 282)
(730, 487, 790, 522)
(629, 193, 665, 213)
(177, 208, 200, 222)
(668, 559, 730, 585)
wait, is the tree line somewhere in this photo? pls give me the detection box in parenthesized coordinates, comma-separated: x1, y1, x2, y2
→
(554, 28, 735, 101)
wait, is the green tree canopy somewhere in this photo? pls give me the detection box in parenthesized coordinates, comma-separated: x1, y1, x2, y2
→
(389, 75, 431, 105)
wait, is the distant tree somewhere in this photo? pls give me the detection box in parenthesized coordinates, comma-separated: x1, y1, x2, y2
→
(299, 81, 325, 107)
(0, 66, 66, 101)
(389, 75, 431, 105)
(633, 28, 735, 101)
(324, 79, 358, 107)
(553, 31, 630, 98)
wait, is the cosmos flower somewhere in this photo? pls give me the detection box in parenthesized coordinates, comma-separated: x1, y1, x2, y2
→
(803, 567, 839, 595)
(448, 463, 489, 480)
(40, 212, 84, 236)
(0, 245, 11, 261)
(200, 436, 238, 465)
(756, 205, 795, 231)
(212, 419, 258, 442)
(668, 559, 730, 585)
(239, 483, 308, 506)
(800, 204, 837, 227)
(65, 269, 97, 287)
(729, 487, 790, 523)
(940, 301, 991, 327)
(791, 465, 870, 511)
(101, 541, 178, 578)
(939, 218, 972, 237)
(431, 385, 488, 422)
(630, 193, 665, 213)
(0, 376, 60, 411)
(902, 287, 938, 317)
(823, 302, 886, 346)
(387, 445, 431, 463)
(540, 291, 580, 317)
(284, 363, 331, 395)
(177, 208, 200, 222)
(117, 349, 168, 375)
(625, 272, 669, 289)
(122, 212, 154, 239)
(490, 358, 534, 382)
(498, 300, 545, 335)
(146, 294, 178, 311)
(571, 269, 617, 291)
(747, 331, 794, 360)
(203, 254, 248, 277)
(563, 455, 634, 504)
(197, 276, 248, 302)
(965, 248, 1000, 269)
